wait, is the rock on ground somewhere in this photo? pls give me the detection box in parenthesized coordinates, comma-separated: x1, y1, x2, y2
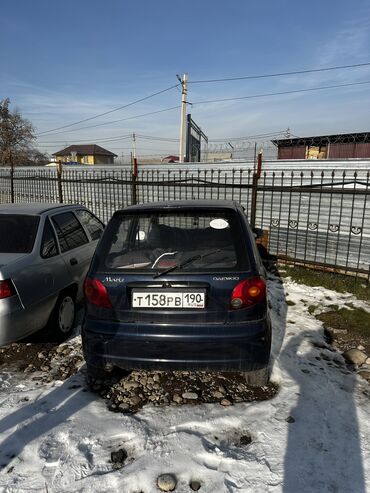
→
(157, 473, 177, 491)
(343, 349, 367, 365)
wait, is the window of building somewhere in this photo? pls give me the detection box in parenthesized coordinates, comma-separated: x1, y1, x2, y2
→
(305, 145, 327, 160)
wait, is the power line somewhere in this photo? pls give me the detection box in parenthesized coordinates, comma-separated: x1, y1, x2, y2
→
(39, 131, 285, 146)
(136, 134, 179, 142)
(36, 84, 180, 136)
(209, 131, 288, 142)
(37, 134, 132, 144)
(36, 105, 181, 138)
(37, 145, 178, 153)
(189, 62, 370, 84)
(191, 80, 370, 105)
(37, 134, 179, 146)
(37, 135, 179, 148)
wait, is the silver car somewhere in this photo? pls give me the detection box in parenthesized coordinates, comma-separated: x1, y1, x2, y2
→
(0, 203, 104, 346)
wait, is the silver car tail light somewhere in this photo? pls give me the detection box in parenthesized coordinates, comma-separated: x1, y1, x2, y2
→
(0, 279, 14, 299)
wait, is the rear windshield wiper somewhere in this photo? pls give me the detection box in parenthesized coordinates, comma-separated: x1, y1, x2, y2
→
(153, 249, 221, 278)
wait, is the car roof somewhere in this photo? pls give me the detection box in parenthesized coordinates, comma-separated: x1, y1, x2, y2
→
(0, 203, 85, 215)
(119, 200, 242, 213)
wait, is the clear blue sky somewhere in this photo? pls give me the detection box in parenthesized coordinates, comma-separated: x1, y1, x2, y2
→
(1, 0, 370, 157)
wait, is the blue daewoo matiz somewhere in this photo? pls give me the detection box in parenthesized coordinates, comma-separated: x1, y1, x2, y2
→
(82, 200, 271, 386)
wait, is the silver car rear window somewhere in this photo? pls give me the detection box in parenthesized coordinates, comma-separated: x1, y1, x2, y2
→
(0, 214, 40, 253)
(97, 210, 249, 273)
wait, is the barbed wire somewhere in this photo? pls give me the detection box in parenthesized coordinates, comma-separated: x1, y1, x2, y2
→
(201, 132, 370, 161)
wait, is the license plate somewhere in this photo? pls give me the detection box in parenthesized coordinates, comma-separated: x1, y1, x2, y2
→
(132, 290, 206, 309)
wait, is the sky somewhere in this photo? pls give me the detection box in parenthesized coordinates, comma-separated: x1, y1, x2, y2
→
(1, 0, 370, 159)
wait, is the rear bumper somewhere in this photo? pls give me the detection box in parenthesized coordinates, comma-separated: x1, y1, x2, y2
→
(82, 318, 271, 371)
(0, 295, 55, 346)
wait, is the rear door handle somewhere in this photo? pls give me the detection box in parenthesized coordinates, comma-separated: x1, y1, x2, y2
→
(70, 258, 78, 266)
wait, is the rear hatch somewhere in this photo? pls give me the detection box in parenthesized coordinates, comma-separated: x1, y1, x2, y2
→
(99, 273, 243, 324)
(87, 207, 263, 324)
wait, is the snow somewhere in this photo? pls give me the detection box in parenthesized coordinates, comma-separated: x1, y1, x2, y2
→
(0, 275, 369, 492)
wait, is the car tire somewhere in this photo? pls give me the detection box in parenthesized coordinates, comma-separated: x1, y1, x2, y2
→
(86, 363, 110, 382)
(243, 367, 269, 387)
(47, 291, 76, 342)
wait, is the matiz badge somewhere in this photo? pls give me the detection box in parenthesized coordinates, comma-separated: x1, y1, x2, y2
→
(104, 276, 125, 283)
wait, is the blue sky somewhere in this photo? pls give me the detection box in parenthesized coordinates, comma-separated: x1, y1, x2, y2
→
(1, 0, 370, 157)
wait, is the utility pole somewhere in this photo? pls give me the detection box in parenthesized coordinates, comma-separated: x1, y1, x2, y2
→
(132, 132, 138, 175)
(132, 132, 137, 161)
(178, 73, 188, 163)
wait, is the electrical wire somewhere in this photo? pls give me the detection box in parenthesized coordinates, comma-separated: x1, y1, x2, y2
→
(189, 62, 370, 84)
(136, 134, 179, 142)
(38, 134, 179, 147)
(37, 134, 132, 144)
(33, 62, 370, 138)
(209, 131, 288, 142)
(36, 105, 181, 138)
(38, 130, 286, 147)
(36, 84, 180, 136)
(37, 145, 178, 153)
(191, 80, 370, 105)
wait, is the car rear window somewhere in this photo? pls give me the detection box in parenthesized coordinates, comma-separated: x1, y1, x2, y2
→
(0, 214, 40, 253)
(95, 210, 249, 273)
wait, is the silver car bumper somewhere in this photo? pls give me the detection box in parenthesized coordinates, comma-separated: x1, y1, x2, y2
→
(0, 295, 56, 346)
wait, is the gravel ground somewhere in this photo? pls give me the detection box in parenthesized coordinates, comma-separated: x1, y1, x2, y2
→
(0, 335, 277, 413)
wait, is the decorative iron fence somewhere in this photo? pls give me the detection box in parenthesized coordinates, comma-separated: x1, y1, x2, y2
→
(254, 170, 370, 278)
(0, 165, 369, 279)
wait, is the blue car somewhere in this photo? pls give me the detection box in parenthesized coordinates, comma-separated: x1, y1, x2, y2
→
(82, 200, 271, 386)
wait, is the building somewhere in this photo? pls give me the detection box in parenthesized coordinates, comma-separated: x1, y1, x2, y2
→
(161, 155, 179, 163)
(205, 152, 233, 163)
(272, 132, 370, 160)
(53, 144, 117, 165)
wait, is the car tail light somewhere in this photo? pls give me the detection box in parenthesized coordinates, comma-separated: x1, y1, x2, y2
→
(230, 277, 266, 309)
(0, 280, 14, 300)
(84, 278, 112, 308)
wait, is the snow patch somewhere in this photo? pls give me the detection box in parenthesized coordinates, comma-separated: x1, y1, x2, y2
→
(0, 276, 369, 492)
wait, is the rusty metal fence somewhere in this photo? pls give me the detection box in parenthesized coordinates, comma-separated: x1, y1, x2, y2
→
(0, 165, 369, 279)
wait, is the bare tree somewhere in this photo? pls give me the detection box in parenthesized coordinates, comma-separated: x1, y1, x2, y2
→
(18, 148, 50, 166)
(0, 98, 36, 201)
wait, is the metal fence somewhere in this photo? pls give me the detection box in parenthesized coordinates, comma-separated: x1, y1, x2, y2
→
(0, 164, 369, 279)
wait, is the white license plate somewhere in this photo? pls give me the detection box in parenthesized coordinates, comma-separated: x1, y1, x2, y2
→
(132, 290, 205, 309)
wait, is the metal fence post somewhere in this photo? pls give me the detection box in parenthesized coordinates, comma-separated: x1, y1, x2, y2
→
(131, 157, 138, 205)
(250, 151, 262, 228)
(10, 165, 14, 203)
(57, 161, 63, 203)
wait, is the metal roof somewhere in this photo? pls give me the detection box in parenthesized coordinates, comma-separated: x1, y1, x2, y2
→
(52, 144, 118, 157)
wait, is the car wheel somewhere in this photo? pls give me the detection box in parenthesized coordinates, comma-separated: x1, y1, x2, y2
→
(243, 367, 269, 387)
(86, 362, 110, 382)
(48, 291, 76, 342)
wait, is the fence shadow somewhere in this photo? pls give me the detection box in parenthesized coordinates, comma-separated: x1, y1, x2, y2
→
(0, 374, 93, 471)
(265, 260, 287, 370)
(282, 330, 365, 492)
